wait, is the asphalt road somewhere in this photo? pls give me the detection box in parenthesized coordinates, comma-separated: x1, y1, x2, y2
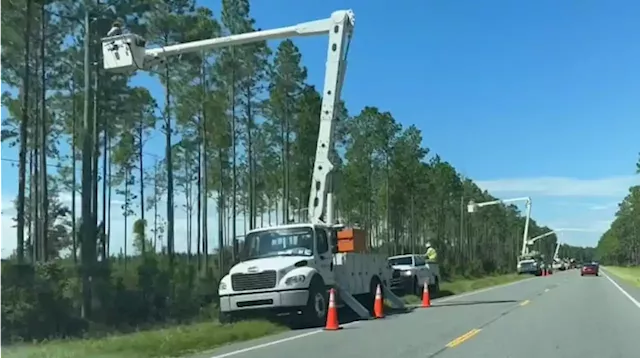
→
(190, 269, 640, 358)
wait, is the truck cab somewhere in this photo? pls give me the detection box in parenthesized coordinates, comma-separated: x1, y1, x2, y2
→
(218, 223, 336, 326)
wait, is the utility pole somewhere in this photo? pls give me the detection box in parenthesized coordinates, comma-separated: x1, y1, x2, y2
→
(80, 5, 95, 319)
(40, 1, 49, 261)
(459, 196, 464, 259)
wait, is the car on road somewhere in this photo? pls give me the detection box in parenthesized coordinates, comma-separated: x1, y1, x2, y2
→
(581, 263, 599, 276)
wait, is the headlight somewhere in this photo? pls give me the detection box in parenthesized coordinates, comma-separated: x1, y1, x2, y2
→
(402, 270, 413, 276)
(532, 262, 537, 266)
(219, 282, 227, 290)
(285, 275, 306, 286)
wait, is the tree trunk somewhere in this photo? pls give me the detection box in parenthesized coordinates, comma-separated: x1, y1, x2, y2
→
(16, 0, 32, 263)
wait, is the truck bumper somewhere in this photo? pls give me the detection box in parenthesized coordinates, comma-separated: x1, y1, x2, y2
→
(220, 289, 309, 313)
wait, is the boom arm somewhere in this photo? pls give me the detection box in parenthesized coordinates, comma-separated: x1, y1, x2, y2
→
(101, 10, 355, 226)
(553, 242, 560, 261)
(468, 197, 532, 257)
(307, 12, 354, 225)
(101, 10, 354, 73)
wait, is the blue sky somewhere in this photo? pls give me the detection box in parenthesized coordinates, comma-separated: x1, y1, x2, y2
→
(2, 0, 640, 257)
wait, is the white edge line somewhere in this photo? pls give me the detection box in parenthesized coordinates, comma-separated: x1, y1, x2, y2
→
(208, 329, 324, 358)
(601, 270, 640, 309)
(209, 275, 536, 358)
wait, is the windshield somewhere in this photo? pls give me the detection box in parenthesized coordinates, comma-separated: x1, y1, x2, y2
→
(241, 227, 314, 260)
(389, 257, 413, 266)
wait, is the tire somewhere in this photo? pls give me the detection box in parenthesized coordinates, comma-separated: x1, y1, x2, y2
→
(302, 277, 328, 327)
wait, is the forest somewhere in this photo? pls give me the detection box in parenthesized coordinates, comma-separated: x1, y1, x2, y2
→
(595, 155, 640, 266)
(0, 0, 616, 345)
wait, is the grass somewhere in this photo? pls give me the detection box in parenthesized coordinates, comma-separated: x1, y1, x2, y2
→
(605, 266, 640, 287)
(399, 273, 529, 305)
(1, 320, 287, 358)
(3, 273, 528, 358)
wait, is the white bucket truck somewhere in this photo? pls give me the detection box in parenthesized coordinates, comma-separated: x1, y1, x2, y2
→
(100, 8, 404, 327)
(217, 10, 404, 326)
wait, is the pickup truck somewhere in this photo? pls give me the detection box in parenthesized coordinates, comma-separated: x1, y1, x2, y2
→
(388, 254, 440, 295)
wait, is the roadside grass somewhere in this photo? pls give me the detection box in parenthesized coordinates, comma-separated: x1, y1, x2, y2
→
(1, 320, 286, 358)
(400, 273, 529, 305)
(3, 273, 528, 358)
(605, 266, 640, 287)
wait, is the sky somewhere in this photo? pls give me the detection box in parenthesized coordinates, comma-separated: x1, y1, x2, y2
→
(2, 0, 640, 257)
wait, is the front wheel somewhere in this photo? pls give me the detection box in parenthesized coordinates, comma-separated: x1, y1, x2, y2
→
(303, 279, 328, 327)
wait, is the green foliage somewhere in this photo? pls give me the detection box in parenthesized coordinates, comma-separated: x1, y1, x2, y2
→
(1, 256, 219, 344)
(594, 155, 640, 265)
(596, 159, 640, 265)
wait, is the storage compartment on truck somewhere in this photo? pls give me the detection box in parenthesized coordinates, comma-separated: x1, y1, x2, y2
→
(337, 228, 367, 253)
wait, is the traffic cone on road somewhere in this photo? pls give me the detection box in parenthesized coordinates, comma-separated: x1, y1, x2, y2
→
(324, 288, 341, 331)
(422, 282, 431, 308)
(374, 284, 385, 319)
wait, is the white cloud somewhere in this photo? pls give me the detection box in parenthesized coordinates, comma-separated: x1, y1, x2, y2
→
(588, 202, 620, 211)
(475, 175, 639, 198)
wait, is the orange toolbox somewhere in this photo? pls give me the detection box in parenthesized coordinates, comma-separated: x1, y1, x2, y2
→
(336, 228, 367, 253)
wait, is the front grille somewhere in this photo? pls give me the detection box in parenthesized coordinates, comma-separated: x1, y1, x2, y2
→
(392, 269, 401, 278)
(231, 271, 277, 291)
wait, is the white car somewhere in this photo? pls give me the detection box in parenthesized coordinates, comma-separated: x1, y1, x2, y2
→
(388, 254, 440, 295)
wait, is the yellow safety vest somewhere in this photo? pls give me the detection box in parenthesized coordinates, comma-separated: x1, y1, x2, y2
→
(425, 247, 438, 261)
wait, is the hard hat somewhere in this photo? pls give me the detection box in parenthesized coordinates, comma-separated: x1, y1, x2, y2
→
(425, 242, 432, 248)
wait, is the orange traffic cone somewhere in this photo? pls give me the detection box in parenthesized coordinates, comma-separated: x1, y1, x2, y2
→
(422, 282, 431, 308)
(373, 284, 384, 319)
(324, 288, 341, 330)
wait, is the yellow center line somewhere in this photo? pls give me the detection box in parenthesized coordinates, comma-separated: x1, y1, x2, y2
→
(520, 300, 530, 306)
(446, 328, 482, 348)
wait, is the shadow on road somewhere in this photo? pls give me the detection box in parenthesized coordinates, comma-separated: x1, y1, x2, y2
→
(432, 299, 519, 307)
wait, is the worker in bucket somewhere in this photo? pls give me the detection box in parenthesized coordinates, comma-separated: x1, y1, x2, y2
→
(424, 242, 438, 262)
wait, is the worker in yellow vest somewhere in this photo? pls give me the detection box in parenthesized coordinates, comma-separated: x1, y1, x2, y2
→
(424, 242, 438, 262)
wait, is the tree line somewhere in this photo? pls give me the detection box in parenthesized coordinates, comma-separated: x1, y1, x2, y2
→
(1, 0, 590, 344)
(595, 155, 640, 265)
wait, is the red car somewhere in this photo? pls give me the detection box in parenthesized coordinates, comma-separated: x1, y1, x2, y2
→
(581, 263, 599, 276)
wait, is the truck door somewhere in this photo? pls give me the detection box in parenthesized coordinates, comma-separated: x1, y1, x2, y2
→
(315, 228, 335, 286)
